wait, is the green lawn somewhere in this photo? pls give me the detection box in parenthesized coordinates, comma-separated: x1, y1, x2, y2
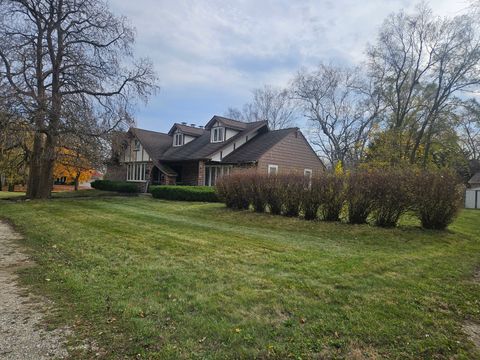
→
(0, 197, 479, 359)
(0, 191, 26, 199)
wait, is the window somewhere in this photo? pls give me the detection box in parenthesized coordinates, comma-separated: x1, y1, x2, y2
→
(174, 133, 184, 147)
(205, 165, 232, 186)
(304, 169, 312, 178)
(134, 139, 140, 151)
(268, 164, 278, 176)
(127, 163, 147, 181)
(211, 127, 224, 143)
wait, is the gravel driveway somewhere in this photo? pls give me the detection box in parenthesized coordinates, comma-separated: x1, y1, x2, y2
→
(0, 220, 69, 359)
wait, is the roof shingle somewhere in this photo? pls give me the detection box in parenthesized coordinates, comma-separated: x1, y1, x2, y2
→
(222, 128, 298, 163)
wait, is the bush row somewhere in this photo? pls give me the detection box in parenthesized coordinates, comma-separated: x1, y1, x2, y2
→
(149, 185, 219, 202)
(216, 169, 463, 229)
(90, 179, 139, 193)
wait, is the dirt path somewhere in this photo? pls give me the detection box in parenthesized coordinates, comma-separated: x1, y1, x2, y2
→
(0, 220, 69, 359)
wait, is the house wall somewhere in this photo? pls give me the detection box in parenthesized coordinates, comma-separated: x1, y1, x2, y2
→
(465, 188, 480, 209)
(257, 130, 324, 175)
(123, 137, 151, 163)
(225, 128, 239, 140)
(210, 129, 260, 161)
(180, 161, 200, 185)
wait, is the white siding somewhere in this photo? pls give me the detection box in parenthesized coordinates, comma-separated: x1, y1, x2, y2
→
(184, 134, 196, 144)
(210, 129, 260, 162)
(123, 138, 151, 163)
(465, 188, 480, 209)
(225, 128, 239, 140)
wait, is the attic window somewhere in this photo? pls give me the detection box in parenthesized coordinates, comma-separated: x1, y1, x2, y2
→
(211, 127, 224, 143)
(134, 139, 140, 151)
(174, 133, 184, 147)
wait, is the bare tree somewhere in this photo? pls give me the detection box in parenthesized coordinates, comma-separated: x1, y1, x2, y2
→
(0, 0, 157, 198)
(292, 63, 382, 168)
(457, 100, 480, 161)
(368, 3, 480, 165)
(225, 85, 297, 130)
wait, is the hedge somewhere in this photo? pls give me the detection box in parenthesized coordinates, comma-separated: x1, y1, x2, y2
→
(216, 168, 463, 230)
(150, 185, 219, 202)
(90, 180, 139, 193)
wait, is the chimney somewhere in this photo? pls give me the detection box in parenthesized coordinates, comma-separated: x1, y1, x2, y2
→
(190, 123, 196, 127)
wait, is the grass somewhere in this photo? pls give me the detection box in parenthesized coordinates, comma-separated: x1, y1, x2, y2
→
(0, 189, 127, 201)
(0, 191, 26, 199)
(0, 197, 479, 359)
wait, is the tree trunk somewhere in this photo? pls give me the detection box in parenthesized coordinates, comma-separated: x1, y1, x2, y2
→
(26, 132, 45, 198)
(37, 132, 57, 198)
(8, 183, 14, 192)
(74, 173, 80, 191)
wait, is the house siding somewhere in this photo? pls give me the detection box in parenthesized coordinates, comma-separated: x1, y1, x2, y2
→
(257, 131, 323, 175)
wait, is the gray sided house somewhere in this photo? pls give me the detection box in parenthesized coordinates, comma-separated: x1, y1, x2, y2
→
(106, 116, 324, 191)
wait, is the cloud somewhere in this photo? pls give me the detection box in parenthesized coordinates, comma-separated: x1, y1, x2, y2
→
(108, 0, 470, 131)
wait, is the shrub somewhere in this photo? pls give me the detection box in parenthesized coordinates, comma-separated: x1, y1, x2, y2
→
(319, 173, 345, 222)
(345, 171, 375, 224)
(281, 174, 304, 217)
(411, 169, 462, 230)
(91, 180, 139, 193)
(301, 177, 321, 220)
(247, 172, 267, 212)
(216, 173, 250, 209)
(369, 169, 413, 227)
(264, 175, 283, 215)
(150, 185, 219, 202)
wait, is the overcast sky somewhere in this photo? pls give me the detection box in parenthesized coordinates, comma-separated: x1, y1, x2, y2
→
(109, 0, 471, 133)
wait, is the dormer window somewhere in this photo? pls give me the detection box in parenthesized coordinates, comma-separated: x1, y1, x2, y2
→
(211, 127, 224, 143)
(174, 133, 184, 147)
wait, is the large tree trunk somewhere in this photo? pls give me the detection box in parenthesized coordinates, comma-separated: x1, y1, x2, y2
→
(26, 132, 45, 198)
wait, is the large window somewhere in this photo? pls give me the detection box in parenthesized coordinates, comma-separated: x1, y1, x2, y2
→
(127, 163, 147, 181)
(211, 127, 224, 143)
(205, 165, 232, 186)
(174, 133, 184, 147)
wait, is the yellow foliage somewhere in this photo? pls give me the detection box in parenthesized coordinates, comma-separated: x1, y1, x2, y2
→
(53, 148, 94, 183)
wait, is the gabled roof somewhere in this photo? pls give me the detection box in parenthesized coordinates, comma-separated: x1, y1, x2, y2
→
(469, 172, 480, 184)
(129, 128, 172, 160)
(159, 120, 267, 161)
(204, 115, 249, 130)
(168, 123, 205, 137)
(222, 127, 298, 163)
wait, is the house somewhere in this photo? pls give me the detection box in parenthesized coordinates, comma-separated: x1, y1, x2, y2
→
(468, 172, 480, 189)
(465, 172, 480, 209)
(106, 115, 324, 191)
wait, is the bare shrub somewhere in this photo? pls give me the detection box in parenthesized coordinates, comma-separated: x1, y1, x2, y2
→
(345, 171, 375, 224)
(216, 172, 250, 210)
(319, 173, 345, 221)
(264, 175, 283, 215)
(248, 171, 267, 212)
(369, 169, 413, 227)
(411, 169, 463, 229)
(301, 177, 322, 220)
(281, 174, 304, 217)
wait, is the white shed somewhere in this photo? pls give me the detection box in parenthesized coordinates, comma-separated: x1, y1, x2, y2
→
(465, 188, 480, 209)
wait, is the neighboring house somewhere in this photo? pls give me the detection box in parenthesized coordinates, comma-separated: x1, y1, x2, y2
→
(465, 172, 480, 209)
(106, 115, 324, 191)
(468, 172, 480, 189)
